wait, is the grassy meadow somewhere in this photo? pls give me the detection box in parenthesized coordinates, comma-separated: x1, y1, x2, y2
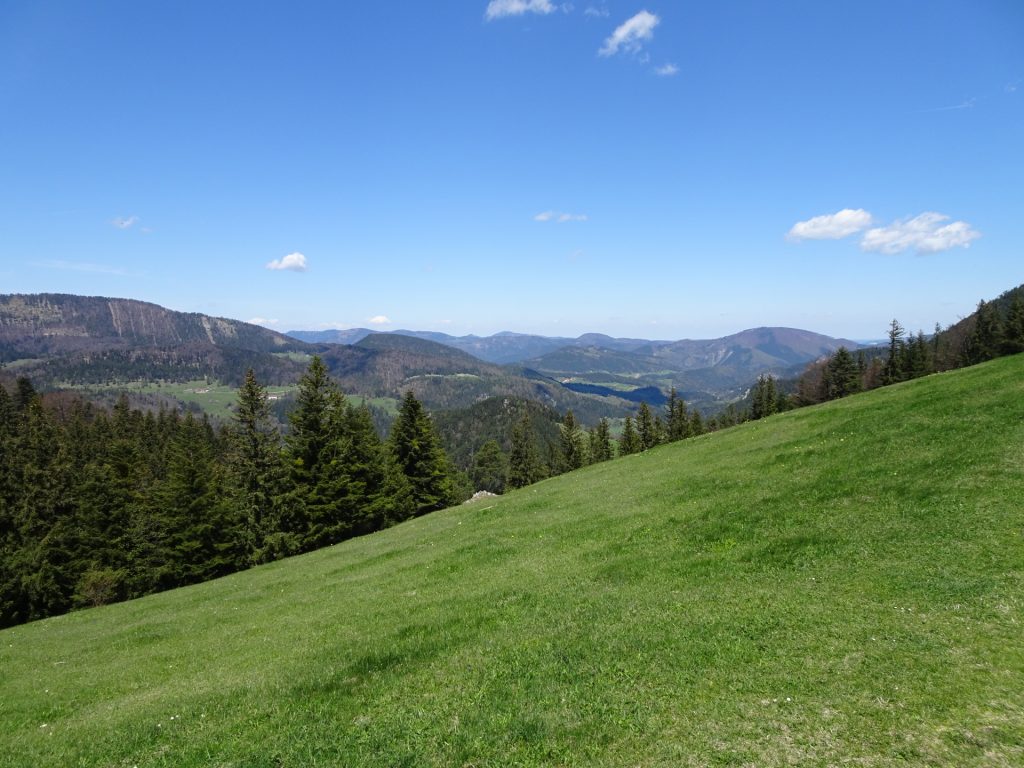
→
(1, 355, 1022, 766)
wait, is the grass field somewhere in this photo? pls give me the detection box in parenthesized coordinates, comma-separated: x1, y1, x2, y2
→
(2, 356, 1022, 766)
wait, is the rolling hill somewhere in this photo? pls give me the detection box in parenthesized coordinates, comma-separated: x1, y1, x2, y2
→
(2, 354, 1020, 766)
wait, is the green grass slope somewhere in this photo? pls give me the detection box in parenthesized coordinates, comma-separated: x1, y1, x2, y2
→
(2, 356, 1023, 767)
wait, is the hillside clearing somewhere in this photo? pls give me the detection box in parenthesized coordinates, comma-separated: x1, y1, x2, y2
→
(1, 356, 1022, 766)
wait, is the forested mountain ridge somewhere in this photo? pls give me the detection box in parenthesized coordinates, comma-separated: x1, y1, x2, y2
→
(0, 293, 307, 356)
(0, 295, 636, 421)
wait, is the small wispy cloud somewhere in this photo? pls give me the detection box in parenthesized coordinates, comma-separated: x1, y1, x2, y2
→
(111, 215, 138, 230)
(265, 252, 308, 272)
(367, 315, 391, 325)
(584, 5, 609, 17)
(248, 317, 280, 326)
(35, 260, 128, 276)
(485, 0, 556, 20)
(534, 210, 588, 223)
(599, 10, 659, 57)
(861, 212, 981, 255)
(654, 63, 679, 76)
(788, 209, 873, 241)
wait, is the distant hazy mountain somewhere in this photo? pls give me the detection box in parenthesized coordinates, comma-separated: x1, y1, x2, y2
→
(287, 328, 666, 364)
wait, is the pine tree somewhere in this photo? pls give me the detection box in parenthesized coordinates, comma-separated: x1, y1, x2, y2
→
(228, 369, 285, 564)
(637, 402, 657, 451)
(883, 319, 906, 385)
(559, 410, 585, 471)
(665, 387, 688, 442)
(824, 347, 860, 400)
(1000, 292, 1024, 355)
(508, 412, 543, 489)
(965, 300, 1004, 364)
(285, 356, 348, 548)
(471, 439, 508, 494)
(587, 418, 614, 463)
(331, 403, 413, 535)
(619, 415, 641, 455)
(389, 390, 455, 515)
(751, 374, 779, 419)
(688, 409, 705, 437)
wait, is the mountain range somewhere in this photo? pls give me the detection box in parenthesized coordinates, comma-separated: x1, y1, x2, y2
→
(2, 293, 860, 418)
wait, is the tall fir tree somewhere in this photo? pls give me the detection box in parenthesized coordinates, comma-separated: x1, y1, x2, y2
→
(965, 300, 1003, 364)
(618, 415, 641, 456)
(665, 387, 688, 442)
(389, 390, 455, 515)
(588, 418, 614, 463)
(636, 402, 657, 451)
(1000, 293, 1024, 356)
(824, 347, 861, 400)
(507, 411, 543, 489)
(750, 374, 779, 419)
(883, 319, 906, 385)
(559, 410, 585, 471)
(471, 439, 508, 494)
(228, 368, 285, 564)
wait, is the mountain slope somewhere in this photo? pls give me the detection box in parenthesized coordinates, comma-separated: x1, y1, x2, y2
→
(0, 293, 313, 386)
(2, 354, 1021, 766)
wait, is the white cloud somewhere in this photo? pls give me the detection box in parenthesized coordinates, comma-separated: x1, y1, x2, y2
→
(584, 6, 609, 17)
(787, 209, 873, 241)
(111, 215, 138, 229)
(599, 10, 659, 57)
(860, 212, 981, 255)
(485, 0, 555, 20)
(265, 252, 308, 272)
(534, 210, 587, 223)
(654, 63, 679, 76)
(248, 317, 280, 326)
(367, 315, 391, 325)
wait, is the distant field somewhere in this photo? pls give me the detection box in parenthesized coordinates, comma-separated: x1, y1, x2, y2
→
(3, 355, 1022, 766)
(61, 380, 298, 417)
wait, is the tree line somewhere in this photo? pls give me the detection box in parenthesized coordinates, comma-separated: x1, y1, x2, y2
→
(0, 356, 462, 628)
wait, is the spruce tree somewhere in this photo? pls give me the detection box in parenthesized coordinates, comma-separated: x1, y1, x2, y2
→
(588, 418, 614, 463)
(389, 390, 454, 515)
(228, 368, 285, 564)
(965, 300, 1003, 364)
(508, 412, 543, 489)
(559, 410, 584, 471)
(618, 415, 641, 456)
(285, 356, 348, 548)
(637, 402, 657, 451)
(665, 387, 688, 442)
(471, 439, 508, 494)
(751, 374, 779, 419)
(883, 319, 906, 384)
(1000, 293, 1024, 355)
(824, 347, 860, 400)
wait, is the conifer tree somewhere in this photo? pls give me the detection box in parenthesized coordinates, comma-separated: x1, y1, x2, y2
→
(665, 387, 688, 442)
(228, 368, 285, 564)
(285, 356, 348, 548)
(688, 409, 705, 437)
(965, 300, 1003, 364)
(331, 403, 413, 535)
(751, 374, 779, 419)
(587, 418, 614, 463)
(1000, 293, 1024, 355)
(559, 410, 585, 471)
(883, 319, 906, 384)
(389, 390, 455, 515)
(471, 439, 508, 494)
(508, 412, 543, 489)
(619, 415, 641, 455)
(824, 347, 860, 400)
(637, 402, 657, 451)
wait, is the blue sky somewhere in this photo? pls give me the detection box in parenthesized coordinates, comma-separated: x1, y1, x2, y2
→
(2, 1, 1021, 339)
